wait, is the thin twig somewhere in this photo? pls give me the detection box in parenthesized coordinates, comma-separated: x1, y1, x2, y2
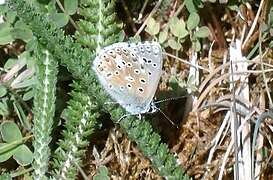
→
(242, 0, 264, 49)
(135, 0, 162, 36)
(258, 18, 273, 109)
(55, 0, 84, 35)
(120, 0, 137, 33)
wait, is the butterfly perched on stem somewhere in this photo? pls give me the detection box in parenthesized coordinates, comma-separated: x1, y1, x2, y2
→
(93, 41, 162, 117)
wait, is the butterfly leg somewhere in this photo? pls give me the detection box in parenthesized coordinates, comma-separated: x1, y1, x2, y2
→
(117, 114, 129, 122)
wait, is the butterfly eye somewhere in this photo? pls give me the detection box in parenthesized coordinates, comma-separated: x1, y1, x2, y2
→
(148, 71, 152, 76)
(153, 63, 157, 67)
(127, 62, 132, 67)
(108, 50, 116, 58)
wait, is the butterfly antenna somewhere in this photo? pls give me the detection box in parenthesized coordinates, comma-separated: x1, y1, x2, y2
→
(155, 106, 178, 128)
(154, 94, 190, 105)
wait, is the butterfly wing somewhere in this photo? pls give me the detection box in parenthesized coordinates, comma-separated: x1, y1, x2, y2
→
(128, 42, 163, 110)
(93, 41, 162, 114)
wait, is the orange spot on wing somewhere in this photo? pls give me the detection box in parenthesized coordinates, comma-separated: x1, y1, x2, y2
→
(110, 54, 117, 58)
(98, 65, 104, 72)
(104, 56, 110, 62)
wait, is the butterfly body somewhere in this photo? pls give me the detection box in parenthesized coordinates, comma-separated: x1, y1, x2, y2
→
(93, 41, 162, 115)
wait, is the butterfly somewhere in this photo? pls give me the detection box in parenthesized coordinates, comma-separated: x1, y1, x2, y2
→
(92, 41, 162, 117)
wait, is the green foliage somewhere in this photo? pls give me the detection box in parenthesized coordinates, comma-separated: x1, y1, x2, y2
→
(48, 1, 123, 178)
(0, 52, 34, 129)
(201, 0, 229, 3)
(31, 47, 57, 179)
(76, 0, 123, 50)
(0, 173, 12, 180)
(35, 0, 72, 28)
(49, 13, 69, 28)
(93, 166, 110, 180)
(119, 117, 188, 179)
(51, 85, 99, 179)
(3, 52, 35, 91)
(12, 145, 33, 166)
(145, 8, 210, 52)
(187, 13, 200, 31)
(1, 121, 22, 142)
(13, 101, 31, 129)
(169, 67, 197, 92)
(185, 0, 203, 13)
(5, 0, 101, 178)
(0, 97, 12, 117)
(64, 0, 78, 15)
(0, 22, 13, 45)
(145, 17, 160, 36)
(0, 4, 33, 45)
(157, 0, 172, 18)
(170, 17, 188, 39)
(0, 121, 33, 166)
(0, 84, 7, 98)
(7, 0, 90, 79)
(5, 0, 189, 179)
